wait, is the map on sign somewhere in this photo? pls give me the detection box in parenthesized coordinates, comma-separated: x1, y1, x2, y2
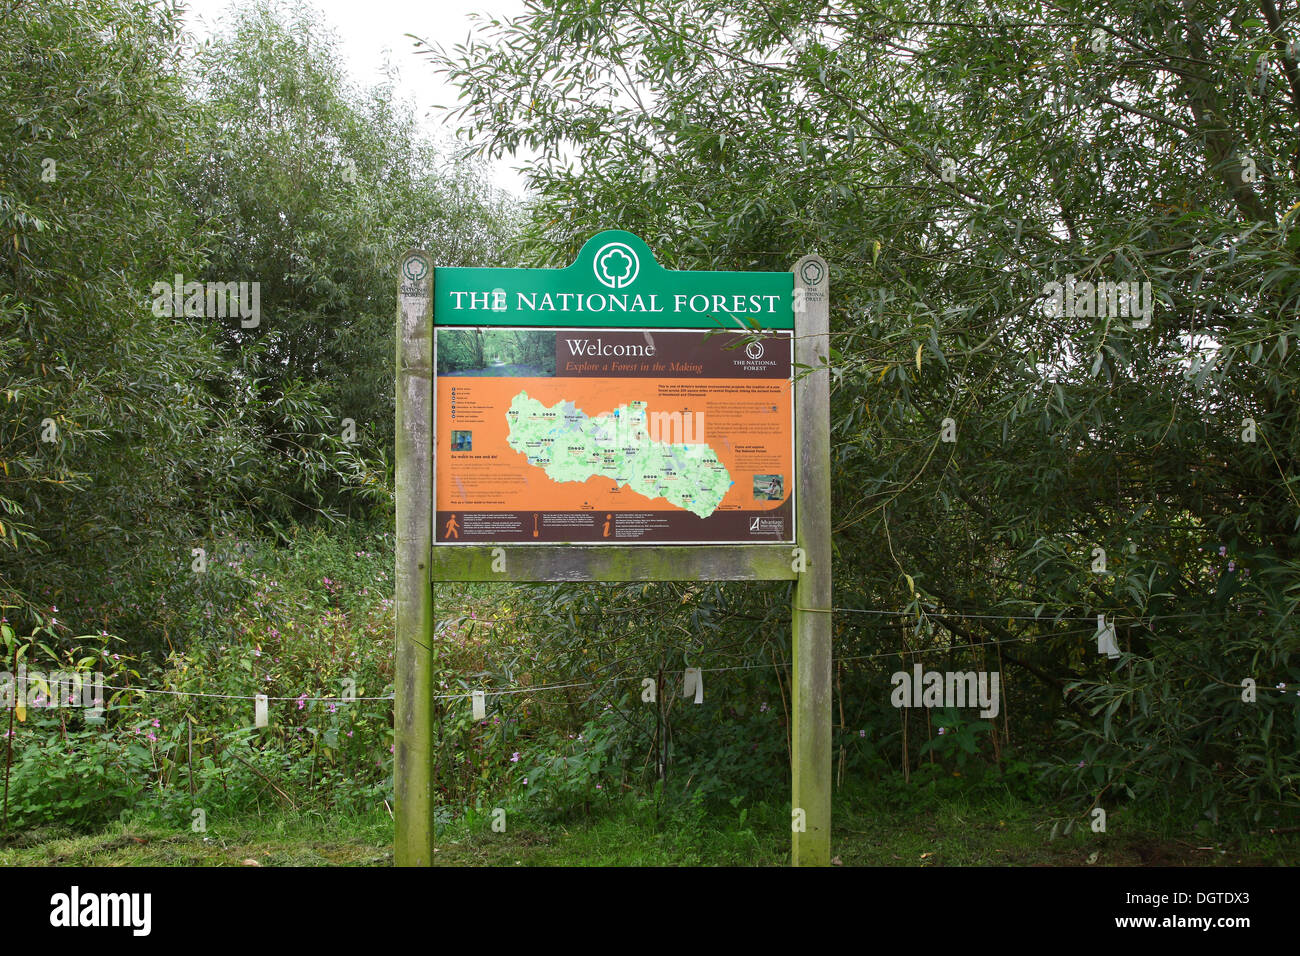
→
(505, 392, 732, 518)
(434, 323, 793, 545)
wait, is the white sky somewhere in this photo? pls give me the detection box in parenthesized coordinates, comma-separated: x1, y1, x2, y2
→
(179, 0, 534, 197)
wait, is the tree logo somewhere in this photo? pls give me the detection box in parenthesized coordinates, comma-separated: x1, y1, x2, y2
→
(799, 259, 824, 287)
(593, 242, 639, 289)
(745, 340, 765, 360)
(403, 255, 429, 282)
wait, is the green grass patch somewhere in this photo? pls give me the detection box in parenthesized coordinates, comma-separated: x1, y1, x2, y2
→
(4, 783, 1292, 866)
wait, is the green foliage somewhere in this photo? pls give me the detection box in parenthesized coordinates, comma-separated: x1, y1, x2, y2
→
(437, 329, 556, 375)
(919, 708, 991, 771)
(0, 0, 349, 652)
(420, 0, 1300, 835)
(3, 726, 152, 831)
(0, 0, 513, 659)
(0, 0, 233, 650)
(0, 614, 140, 829)
(519, 711, 620, 816)
(8, 0, 1300, 853)
(0, 526, 398, 834)
(181, 0, 519, 510)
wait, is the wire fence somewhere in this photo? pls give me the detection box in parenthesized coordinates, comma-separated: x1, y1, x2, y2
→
(5, 599, 1294, 717)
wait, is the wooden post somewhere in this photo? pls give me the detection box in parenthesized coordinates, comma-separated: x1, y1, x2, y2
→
(394, 250, 435, 866)
(791, 254, 832, 866)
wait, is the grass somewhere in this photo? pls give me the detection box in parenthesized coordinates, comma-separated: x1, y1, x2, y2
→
(3, 785, 1293, 866)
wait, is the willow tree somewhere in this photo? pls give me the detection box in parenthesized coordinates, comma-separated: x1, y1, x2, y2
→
(181, 0, 518, 523)
(421, 0, 1300, 830)
(0, 0, 250, 650)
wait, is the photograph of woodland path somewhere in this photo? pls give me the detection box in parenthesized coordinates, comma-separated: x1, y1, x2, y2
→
(1, 0, 1298, 870)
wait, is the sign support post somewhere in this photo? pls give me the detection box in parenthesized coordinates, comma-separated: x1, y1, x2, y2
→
(394, 236, 831, 867)
(394, 249, 435, 866)
(791, 255, 831, 866)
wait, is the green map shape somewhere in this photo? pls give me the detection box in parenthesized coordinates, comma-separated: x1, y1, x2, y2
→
(505, 391, 733, 518)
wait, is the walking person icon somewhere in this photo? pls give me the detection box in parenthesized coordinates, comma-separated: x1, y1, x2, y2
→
(443, 514, 460, 539)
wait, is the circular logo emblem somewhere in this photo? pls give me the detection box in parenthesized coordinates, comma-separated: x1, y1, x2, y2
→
(799, 260, 825, 287)
(593, 242, 640, 289)
(402, 255, 429, 282)
(745, 340, 765, 360)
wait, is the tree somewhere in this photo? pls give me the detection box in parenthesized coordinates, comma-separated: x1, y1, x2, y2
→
(181, 0, 519, 519)
(0, 0, 257, 650)
(420, 0, 1300, 828)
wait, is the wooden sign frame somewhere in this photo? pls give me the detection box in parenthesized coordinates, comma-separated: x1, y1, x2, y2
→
(393, 239, 831, 866)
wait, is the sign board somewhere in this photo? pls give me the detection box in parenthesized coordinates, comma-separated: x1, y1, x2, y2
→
(394, 233, 832, 867)
(432, 231, 796, 545)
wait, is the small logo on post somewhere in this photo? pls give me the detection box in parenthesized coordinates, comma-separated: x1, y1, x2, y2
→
(593, 242, 639, 289)
(799, 259, 825, 287)
(403, 255, 429, 282)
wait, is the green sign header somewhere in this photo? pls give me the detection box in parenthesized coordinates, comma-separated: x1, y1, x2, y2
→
(428, 230, 794, 330)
